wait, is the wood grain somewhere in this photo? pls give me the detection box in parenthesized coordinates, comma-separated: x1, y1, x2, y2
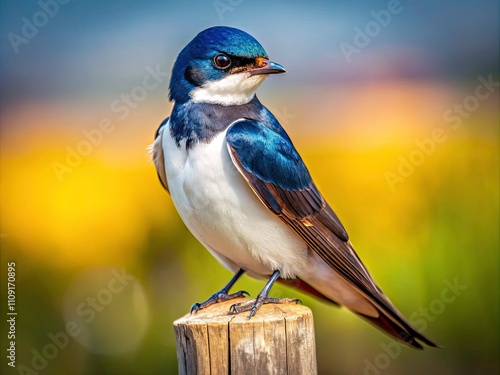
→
(174, 298, 317, 375)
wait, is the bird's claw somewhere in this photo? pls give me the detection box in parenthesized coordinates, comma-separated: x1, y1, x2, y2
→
(228, 296, 301, 318)
(190, 290, 249, 314)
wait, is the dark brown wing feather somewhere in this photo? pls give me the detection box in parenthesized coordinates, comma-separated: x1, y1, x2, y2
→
(152, 118, 169, 193)
(228, 145, 439, 348)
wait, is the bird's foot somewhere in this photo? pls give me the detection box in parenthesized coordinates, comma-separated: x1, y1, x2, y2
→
(228, 296, 301, 319)
(190, 290, 249, 314)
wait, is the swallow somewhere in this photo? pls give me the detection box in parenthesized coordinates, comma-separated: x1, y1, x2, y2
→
(152, 26, 439, 349)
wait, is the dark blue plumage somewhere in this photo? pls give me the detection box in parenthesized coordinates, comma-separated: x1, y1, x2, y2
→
(169, 26, 268, 103)
(226, 119, 311, 190)
(169, 96, 283, 149)
(167, 25, 287, 149)
(226, 118, 348, 238)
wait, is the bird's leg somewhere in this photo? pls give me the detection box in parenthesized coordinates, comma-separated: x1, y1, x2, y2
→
(228, 270, 301, 319)
(191, 268, 248, 313)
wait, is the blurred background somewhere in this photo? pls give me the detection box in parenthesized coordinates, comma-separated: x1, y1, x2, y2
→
(0, 0, 498, 374)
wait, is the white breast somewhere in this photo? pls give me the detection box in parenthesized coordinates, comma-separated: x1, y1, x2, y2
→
(160, 120, 379, 315)
(161, 120, 308, 279)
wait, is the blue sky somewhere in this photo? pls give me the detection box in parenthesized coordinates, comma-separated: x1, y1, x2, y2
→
(0, 0, 498, 102)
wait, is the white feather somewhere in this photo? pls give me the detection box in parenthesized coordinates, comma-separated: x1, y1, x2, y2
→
(162, 121, 307, 278)
(160, 119, 377, 316)
(190, 73, 267, 106)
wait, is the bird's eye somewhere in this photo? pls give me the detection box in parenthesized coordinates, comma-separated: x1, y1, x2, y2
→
(213, 54, 231, 69)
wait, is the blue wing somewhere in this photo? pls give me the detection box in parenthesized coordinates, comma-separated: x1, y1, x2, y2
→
(226, 119, 438, 348)
(226, 118, 348, 241)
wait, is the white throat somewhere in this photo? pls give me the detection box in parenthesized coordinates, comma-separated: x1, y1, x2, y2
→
(190, 72, 267, 106)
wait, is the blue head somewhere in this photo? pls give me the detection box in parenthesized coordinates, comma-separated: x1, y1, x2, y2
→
(169, 26, 285, 105)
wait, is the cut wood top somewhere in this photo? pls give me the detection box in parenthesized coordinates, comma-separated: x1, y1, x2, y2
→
(174, 298, 317, 375)
(174, 298, 313, 326)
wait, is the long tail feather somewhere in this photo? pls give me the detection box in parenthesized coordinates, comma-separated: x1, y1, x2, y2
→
(357, 306, 441, 349)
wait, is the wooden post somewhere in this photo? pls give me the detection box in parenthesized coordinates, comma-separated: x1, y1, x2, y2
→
(174, 298, 317, 375)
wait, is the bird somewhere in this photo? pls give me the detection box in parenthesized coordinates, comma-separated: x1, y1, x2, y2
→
(152, 26, 439, 349)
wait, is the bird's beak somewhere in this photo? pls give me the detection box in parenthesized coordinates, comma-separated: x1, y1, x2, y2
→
(248, 58, 286, 76)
